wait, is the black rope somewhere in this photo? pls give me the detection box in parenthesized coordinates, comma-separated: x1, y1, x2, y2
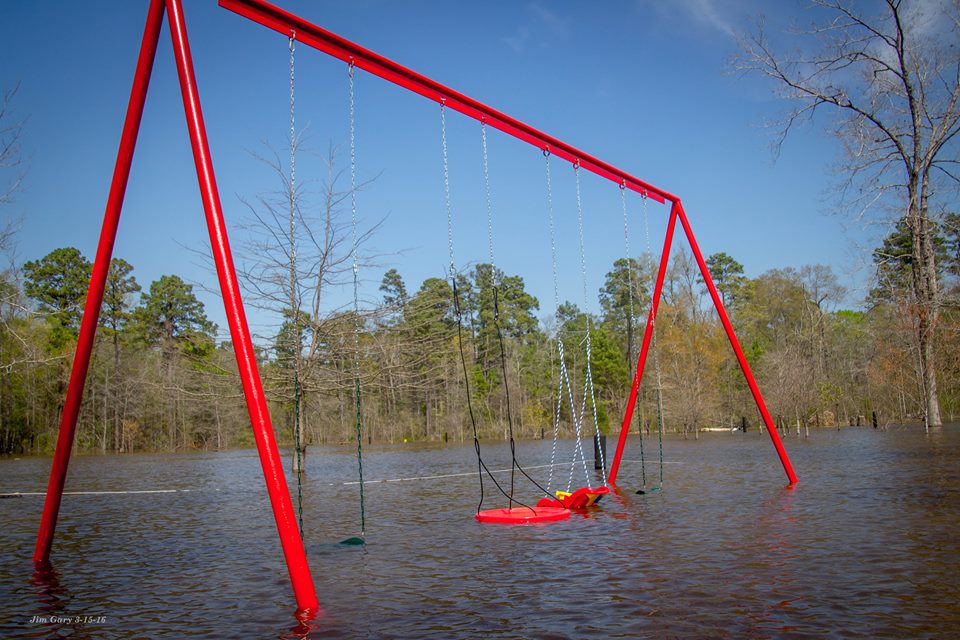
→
(453, 277, 536, 515)
(493, 285, 553, 501)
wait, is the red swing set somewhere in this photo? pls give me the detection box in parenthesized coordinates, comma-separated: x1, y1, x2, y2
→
(33, 0, 798, 618)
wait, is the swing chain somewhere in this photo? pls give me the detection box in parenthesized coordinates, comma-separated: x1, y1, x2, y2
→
(621, 182, 647, 486)
(573, 163, 589, 317)
(287, 31, 306, 540)
(288, 31, 297, 302)
(545, 153, 561, 313)
(620, 181, 635, 351)
(481, 119, 497, 282)
(573, 164, 607, 487)
(440, 100, 455, 277)
(348, 58, 366, 536)
(544, 152, 562, 492)
(445, 103, 492, 512)
(640, 192, 665, 486)
(543, 153, 593, 492)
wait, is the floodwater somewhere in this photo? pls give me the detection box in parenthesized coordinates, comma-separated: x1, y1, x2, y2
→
(2, 426, 960, 638)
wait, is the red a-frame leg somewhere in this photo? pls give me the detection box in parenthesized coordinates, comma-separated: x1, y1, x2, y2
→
(608, 202, 678, 486)
(34, 0, 319, 617)
(676, 201, 797, 484)
(34, 0, 167, 566)
(607, 201, 798, 487)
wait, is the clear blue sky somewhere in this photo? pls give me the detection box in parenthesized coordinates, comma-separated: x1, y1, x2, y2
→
(0, 0, 873, 343)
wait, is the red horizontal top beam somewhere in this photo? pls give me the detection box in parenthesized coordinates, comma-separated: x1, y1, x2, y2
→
(219, 0, 677, 205)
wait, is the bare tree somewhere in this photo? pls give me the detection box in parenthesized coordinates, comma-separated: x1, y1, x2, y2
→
(738, 0, 960, 427)
(235, 139, 380, 464)
(800, 264, 846, 377)
(1, 84, 25, 206)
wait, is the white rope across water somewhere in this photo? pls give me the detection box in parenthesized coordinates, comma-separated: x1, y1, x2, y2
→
(0, 456, 683, 498)
(342, 458, 680, 486)
(1, 489, 193, 497)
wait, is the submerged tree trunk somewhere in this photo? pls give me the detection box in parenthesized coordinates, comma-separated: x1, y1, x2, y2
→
(737, 0, 957, 428)
(911, 183, 942, 427)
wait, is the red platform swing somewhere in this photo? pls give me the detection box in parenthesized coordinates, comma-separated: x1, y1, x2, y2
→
(436, 103, 571, 526)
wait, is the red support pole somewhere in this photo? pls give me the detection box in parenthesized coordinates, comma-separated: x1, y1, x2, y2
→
(163, 0, 319, 615)
(675, 201, 798, 485)
(218, 0, 676, 205)
(608, 203, 679, 486)
(34, 0, 167, 566)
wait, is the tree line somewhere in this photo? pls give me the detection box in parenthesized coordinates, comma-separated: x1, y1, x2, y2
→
(1, 220, 957, 455)
(3, 1, 958, 455)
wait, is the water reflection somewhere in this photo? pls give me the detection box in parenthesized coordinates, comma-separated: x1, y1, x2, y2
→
(27, 560, 96, 639)
(279, 612, 318, 640)
(2, 427, 960, 637)
(740, 485, 803, 636)
(30, 561, 70, 618)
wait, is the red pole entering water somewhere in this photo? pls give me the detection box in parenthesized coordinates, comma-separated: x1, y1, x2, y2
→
(34, 0, 167, 566)
(35, 0, 319, 617)
(219, 0, 676, 205)
(163, 0, 319, 614)
(675, 201, 798, 485)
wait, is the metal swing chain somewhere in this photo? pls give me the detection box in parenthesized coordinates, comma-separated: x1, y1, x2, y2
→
(640, 192, 665, 486)
(348, 60, 366, 536)
(445, 104, 536, 514)
(573, 162, 606, 489)
(566, 164, 592, 492)
(442, 101, 480, 507)
(544, 150, 566, 493)
(543, 151, 586, 494)
(441, 102, 456, 277)
(481, 121, 496, 276)
(288, 31, 305, 541)
(621, 183, 646, 488)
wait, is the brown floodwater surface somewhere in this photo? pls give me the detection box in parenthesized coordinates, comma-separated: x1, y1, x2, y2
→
(2, 426, 960, 638)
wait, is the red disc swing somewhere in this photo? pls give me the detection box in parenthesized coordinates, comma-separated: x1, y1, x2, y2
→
(476, 505, 571, 524)
(441, 109, 570, 525)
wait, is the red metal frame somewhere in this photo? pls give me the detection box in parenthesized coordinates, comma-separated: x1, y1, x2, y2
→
(608, 204, 799, 485)
(676, 202, 797, 484)
(219, 0, 798, 488)
(37, 1, 796, 606)
(34, 0, 319, 618)
(218, 0, 673, 205)
(34, 0, 166, 568)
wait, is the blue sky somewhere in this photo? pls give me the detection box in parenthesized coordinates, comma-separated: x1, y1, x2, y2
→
(0, 0, 876, 342)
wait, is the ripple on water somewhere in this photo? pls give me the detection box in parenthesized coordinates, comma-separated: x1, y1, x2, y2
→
(3, 428, 960, 637)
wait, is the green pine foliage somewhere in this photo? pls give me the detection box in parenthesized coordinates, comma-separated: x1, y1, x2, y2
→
(1, 240, 958, 456)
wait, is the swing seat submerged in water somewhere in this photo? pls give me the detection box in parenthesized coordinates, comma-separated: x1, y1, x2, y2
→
(537, 485, 610, 510)
(475, 505, 571, 524)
